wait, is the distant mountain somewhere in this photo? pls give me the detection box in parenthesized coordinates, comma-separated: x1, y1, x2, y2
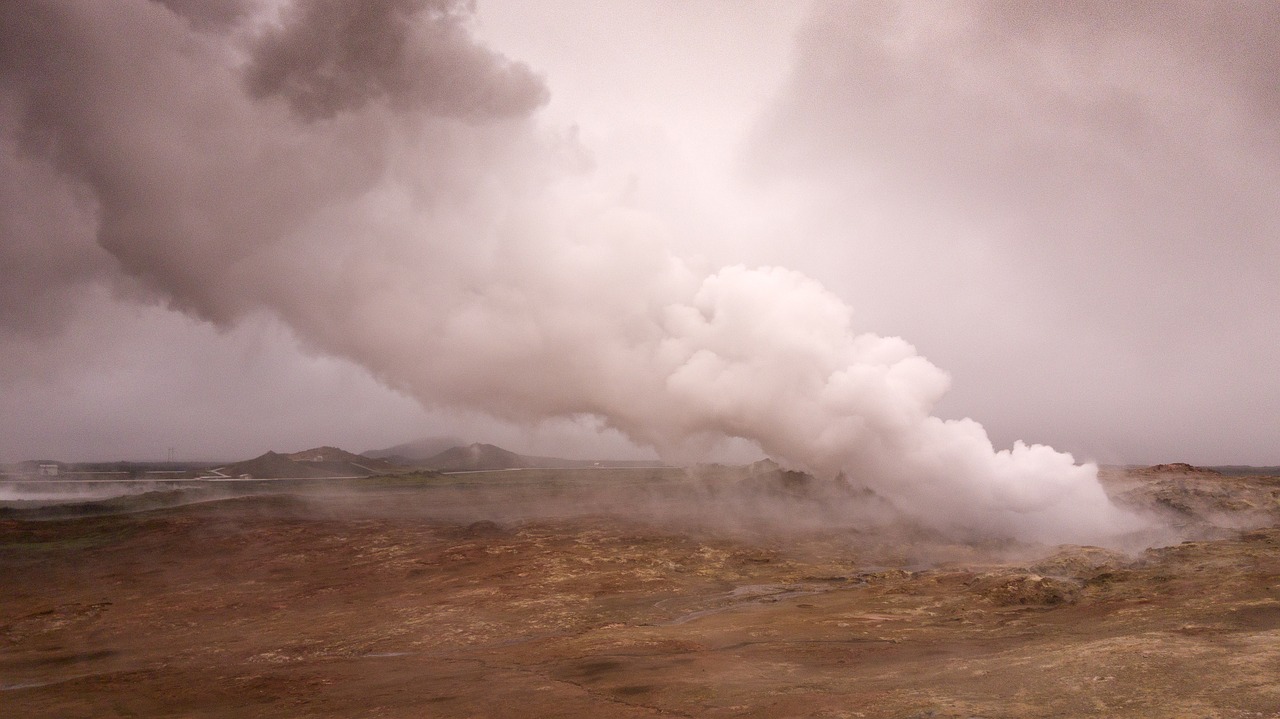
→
(1207, 466, 1280, 477)
(1133, 463, 1223, 476)
(213, 451, 345, 479)
(286, 446, 405, 476)
(213, 447, 405, 479)
(363, 436, 465, 462)
(421, 443, 529, 472)
(286, 446, 364, 463)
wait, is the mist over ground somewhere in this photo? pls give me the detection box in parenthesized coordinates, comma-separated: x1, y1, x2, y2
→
(2, 1, 1277, 541)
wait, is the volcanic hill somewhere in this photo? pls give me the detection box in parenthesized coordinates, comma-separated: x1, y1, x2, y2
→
(362, 436, 465, 463)
(420, 443, 530, 472)
(213, 447, 404, 479)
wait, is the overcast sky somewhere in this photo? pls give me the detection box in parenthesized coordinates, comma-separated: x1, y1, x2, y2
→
(1, 1, 1276, 467)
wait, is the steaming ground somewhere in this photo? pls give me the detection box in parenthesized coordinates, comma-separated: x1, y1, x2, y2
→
(3, 464, 1279, 717)
(0, 463, 1262, 554)
(1, 0, 1150, 545)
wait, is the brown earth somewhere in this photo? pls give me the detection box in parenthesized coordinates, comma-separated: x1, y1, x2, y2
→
(2, 467, 1279, 718)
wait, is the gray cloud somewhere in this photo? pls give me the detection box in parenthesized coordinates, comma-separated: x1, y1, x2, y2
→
(748, 0, 1280, 463)
(0, 127, 106, 338)
(154, 0, 250, 29)
(246, 0, 547, 121)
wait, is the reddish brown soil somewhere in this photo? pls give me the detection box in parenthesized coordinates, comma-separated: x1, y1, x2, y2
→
(2, 471, 1279, 718)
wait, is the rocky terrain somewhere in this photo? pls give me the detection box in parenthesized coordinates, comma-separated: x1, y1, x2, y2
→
(1, 464, 1278, 717)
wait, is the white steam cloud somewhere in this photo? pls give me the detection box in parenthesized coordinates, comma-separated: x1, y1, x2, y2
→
(0, 0, 1140, 543)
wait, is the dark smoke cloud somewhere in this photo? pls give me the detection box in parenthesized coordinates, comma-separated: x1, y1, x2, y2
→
(154, 0, 250, 29)
(246, 0, 547, 120)
(0, 0, 548, 325)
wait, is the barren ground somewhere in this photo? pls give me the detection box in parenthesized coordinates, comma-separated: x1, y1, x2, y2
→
(2, 467, 1279, 718)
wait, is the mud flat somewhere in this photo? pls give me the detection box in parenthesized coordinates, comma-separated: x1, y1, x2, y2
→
(2, 466, 1279, 718)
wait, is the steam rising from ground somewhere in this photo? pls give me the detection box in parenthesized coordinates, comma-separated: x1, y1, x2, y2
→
(0, 1, 1143, 543)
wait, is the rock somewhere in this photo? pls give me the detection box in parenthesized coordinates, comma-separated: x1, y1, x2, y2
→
(967, 573, 1080, 606)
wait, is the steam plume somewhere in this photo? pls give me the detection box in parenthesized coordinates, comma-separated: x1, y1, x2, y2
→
(0, 0, 1141, 543)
